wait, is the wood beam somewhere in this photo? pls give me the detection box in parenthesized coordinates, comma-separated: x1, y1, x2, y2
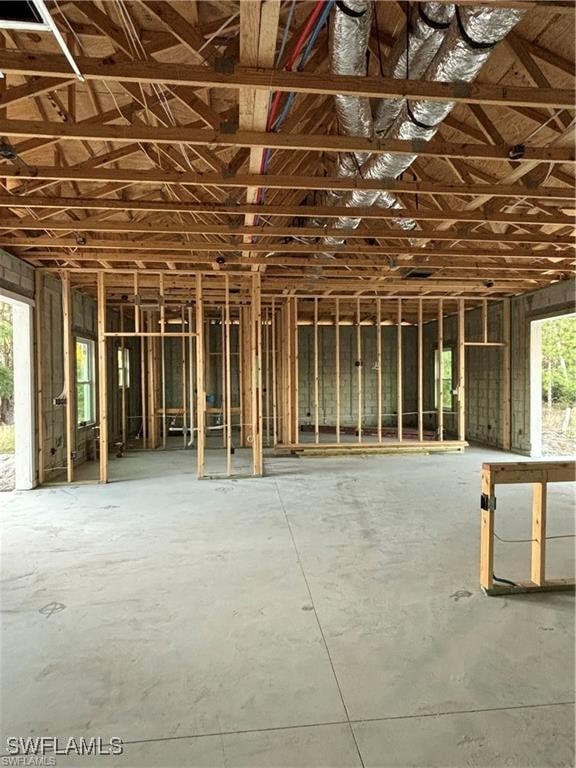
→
(2, 217, 572, 246)
(1, 119, 573, 164)
(1, 194, 572, 227)
(2, 167, 573, 200)
(0, 50, 572, 108)
(9, 238, 572, 261)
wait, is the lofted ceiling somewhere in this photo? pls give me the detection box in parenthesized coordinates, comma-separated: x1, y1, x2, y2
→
(0, 0, 574, 310)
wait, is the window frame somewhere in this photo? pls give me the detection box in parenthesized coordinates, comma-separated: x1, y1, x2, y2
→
(434, 345, 455, 413)
(76, 336, 96, 427)
(117, 345, 130, 389)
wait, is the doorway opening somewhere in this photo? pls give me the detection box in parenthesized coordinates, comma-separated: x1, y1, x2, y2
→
(531, 313, 576, 457)
(0, 293, 35, 490)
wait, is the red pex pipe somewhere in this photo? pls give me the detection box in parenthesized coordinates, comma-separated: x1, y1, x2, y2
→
(266, 0, 326, 131)
(259, 1, 328, 203)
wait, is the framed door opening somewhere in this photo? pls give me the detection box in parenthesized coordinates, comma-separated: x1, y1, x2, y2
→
(530, 312, 576, 458)
(0, 290, 35, 490)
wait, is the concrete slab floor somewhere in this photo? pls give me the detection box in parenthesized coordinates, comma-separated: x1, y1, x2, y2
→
(0, 447, 574, 768)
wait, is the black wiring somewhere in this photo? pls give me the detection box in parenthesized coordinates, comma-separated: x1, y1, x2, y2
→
(493, 574, 518, 587)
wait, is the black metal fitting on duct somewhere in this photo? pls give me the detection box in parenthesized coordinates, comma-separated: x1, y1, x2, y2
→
(336, 1, 367, 18)
(455, 6, 497, 51)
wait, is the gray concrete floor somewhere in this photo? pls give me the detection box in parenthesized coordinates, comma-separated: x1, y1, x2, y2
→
(1, 447, 574, 767)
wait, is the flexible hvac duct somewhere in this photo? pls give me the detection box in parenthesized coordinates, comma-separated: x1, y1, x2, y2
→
(374, 2, 456, 136)
(326, 0, 372, 212)
(325, 1, 455, 243)
(325, 5, 525, 244)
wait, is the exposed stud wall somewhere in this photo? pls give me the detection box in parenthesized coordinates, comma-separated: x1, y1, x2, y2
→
(297, 326, 417, 430)
(37, 276, 141, 481)
(424, 304, 506, 444)
(420, 280, 576, 452)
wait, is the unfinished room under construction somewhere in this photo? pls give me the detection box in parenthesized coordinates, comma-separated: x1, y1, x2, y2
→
(0, 1, 575, 766)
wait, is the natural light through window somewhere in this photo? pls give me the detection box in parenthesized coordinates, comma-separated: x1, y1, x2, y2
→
(435, 348, 454, 411)
(76, 338, 95, 425)
(117, 347, 130, 389)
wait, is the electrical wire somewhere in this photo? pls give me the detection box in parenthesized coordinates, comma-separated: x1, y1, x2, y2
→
(276, 0, 297, 66)
(492, 574, 518, 587)
(495, 531, 576, 543)
(257, 0, 335, 208)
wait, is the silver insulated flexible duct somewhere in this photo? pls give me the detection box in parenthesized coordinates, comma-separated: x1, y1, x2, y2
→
(326, 0, 372, 211)
(325, 5, 525, 245)
(325, 1, 455, 244)
(374, 2, 456, 136)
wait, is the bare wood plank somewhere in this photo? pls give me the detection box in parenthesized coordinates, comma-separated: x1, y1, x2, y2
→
(483, 460, 576, 484)
(181, 305, 187, 449)
(377, 298, 382, 444)
(188, 305, 195, 447)
(271, 298, 277, 447)
(437, 299, 443, 442)
(2, 118, 574, 164)
(61, 271, 75, 483)
(418, 298, 424, 443)
(480, 466, 495, 591)
(35, 270, 45, 484)
(531, 482, 548, 586)
(2, 216, 573, 246)
(314, 298, 319, 445)
(335, 298, 340, 444)
(397, 299, 403, 442)
(3, 195, 572, 228)
(357, 299, 362, 444)
(97, 272, 108, 483)
(195, 274, 205, 478)
(293, 297, 299, 447)
(119, 305, 127, 448)
(458, 299, 466, 443)
(3, 167, 573, 200)
(12, 238, 572, 260)
(225, 274, 232, 476)
(251, 272, 263, 476)
(159, 274, 167, 449)
(0, 50, 572, 108)
(502, 299, 511, 450)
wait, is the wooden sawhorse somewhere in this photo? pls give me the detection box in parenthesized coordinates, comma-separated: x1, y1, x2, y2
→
(480, 460, 576, 595)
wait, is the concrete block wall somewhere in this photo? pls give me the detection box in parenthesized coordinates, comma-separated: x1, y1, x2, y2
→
(0, 248, 34, 299)
(297, 325, 417, 430)
(510, 279, 576, 454)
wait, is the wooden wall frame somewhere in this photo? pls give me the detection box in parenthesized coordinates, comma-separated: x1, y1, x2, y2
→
(480, 460, 576, 595)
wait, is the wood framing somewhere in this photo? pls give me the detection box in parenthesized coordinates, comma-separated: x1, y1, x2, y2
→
(97, 272, 108, 483)
(480, 461, 576, 595)
(34, 270, 44, 485)
(195, 274, 205, 478)
(397, 300, 403, 442)
(1, 1, 573, 477)
(1, 49, 572, 107)
(61, 271, 74, 483)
